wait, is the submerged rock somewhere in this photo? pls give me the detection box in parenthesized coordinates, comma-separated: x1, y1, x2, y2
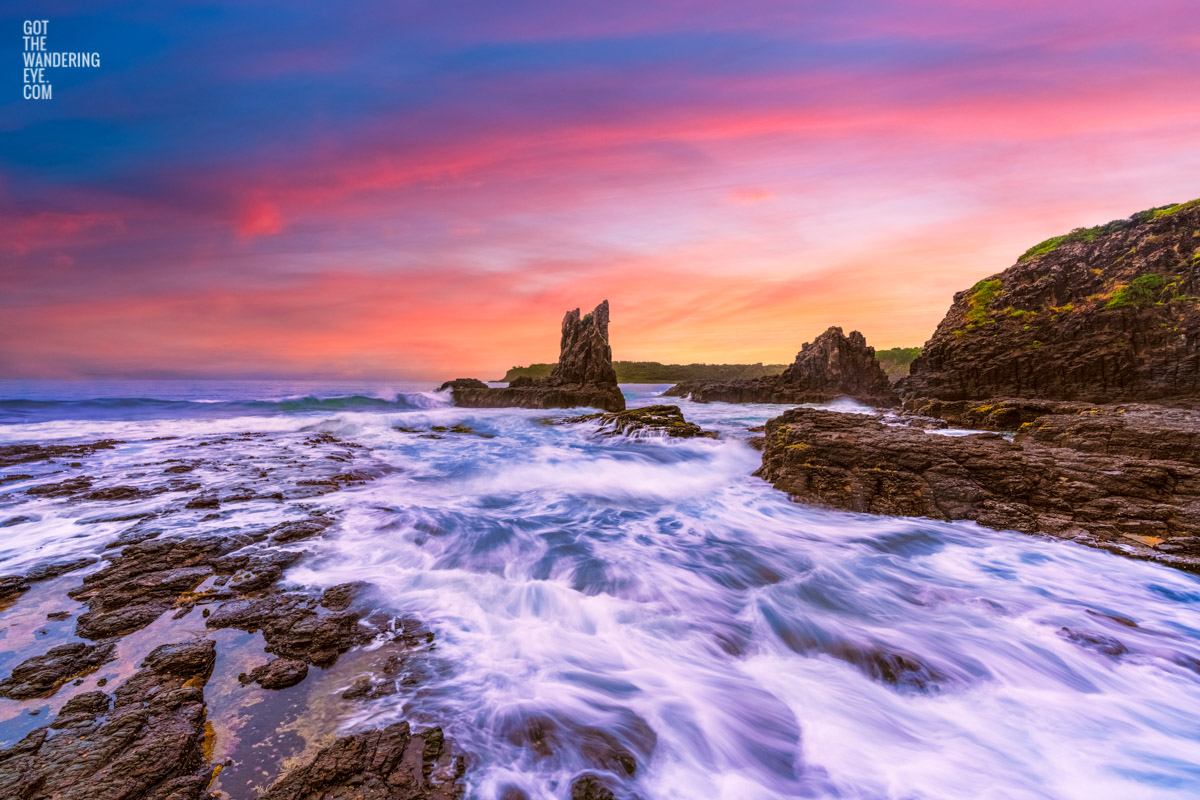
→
(755, 406, 1200, 570)
(1059, 628, 1129, 656)
(442, 301, 626, 412)
(562, 404, 717, 439)
(665, 327, 898, 407)
(241, 656, 309, 690)
(905, 198, 1200, 404)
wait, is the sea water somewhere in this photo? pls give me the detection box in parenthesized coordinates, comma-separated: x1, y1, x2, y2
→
(1, 380, 1199, 799)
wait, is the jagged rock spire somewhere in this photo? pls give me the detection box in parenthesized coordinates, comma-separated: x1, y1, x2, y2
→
(781, 326, 894, 400)
(549, 300, 618, 387)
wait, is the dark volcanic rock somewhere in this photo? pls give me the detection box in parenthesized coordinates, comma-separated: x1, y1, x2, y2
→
(26, 477, 93, 498)
(242, 656, 309, 690)
(755, 406, 1200, 569)
(0, 639, 216, 800)
(268, 516, 333, 544)
(0, 641, 116, 699)
(0, 558, 96, 607)
(206, 592, 373, 667)
(80, 485, 145, 501)
(70, 513, 332, 640)
(0, 575, 31, 602)
(563, 404, 718, 439)
(437, 378, 488, 391)
(25, 558, 96, 582)
(444, 300, 626, 412)
(550, 302, 620, 388)
(905, 199, 1200, 404)
(321, 581, 367, 611)
(70, 535, 241, 639)
(665, 327, 899, 407)
(571, 774, 617, 800)
(258, 721, 462, 800)
(901, 397, 1095, 431)
(1018, 405, 1200, 466)
(0, 439, 122, 469)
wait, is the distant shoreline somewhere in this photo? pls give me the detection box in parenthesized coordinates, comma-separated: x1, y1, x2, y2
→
(502, 348, 920, 384)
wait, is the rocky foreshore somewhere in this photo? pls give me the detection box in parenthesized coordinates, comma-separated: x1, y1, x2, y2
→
(664, 327, 898, 406)
(0, 434, 465, 800)
(755, 404, 1200, 570)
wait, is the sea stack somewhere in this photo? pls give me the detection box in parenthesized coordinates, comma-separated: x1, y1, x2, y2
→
(442, 300, 626, 412)
(904, 198, 1200, 405)
(664, 326, 898, 406)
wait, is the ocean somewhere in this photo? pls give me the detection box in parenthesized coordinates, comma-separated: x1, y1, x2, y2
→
(2, 379, 1199, 799)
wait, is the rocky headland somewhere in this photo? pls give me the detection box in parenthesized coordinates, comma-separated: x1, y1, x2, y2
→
(664, 327, 898, 406)
(750, 198, 1200, 571)
(904, 198, 1200, 404)
(442, 301, 626, 412)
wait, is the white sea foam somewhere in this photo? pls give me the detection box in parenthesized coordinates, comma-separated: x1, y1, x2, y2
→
(2, 384, 1199, 799)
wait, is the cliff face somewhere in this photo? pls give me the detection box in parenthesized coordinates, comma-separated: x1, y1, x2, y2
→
(446, 301, 625, 412)
(906, 199, 1200, 404)
(664, 326, 898, 407)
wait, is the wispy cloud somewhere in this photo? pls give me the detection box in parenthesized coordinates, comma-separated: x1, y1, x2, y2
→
(1, 0, 1197, 377)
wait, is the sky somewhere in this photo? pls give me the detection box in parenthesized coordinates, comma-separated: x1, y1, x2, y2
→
(2, 0, 1199, 380)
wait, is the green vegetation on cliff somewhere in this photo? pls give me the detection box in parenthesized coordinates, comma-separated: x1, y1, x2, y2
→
(1105, 273, 1168, 309)
(965, 279, 1003, 324)
(1018, 196, 1200, 262)
(875, 347, 922, 380)
(502, 361, 788, 383)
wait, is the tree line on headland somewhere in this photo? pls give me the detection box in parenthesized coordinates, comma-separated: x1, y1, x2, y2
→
(501, 348, 922, 385)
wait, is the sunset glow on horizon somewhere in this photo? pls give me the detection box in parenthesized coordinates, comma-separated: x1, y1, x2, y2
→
(4, 0, 1199, 379)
